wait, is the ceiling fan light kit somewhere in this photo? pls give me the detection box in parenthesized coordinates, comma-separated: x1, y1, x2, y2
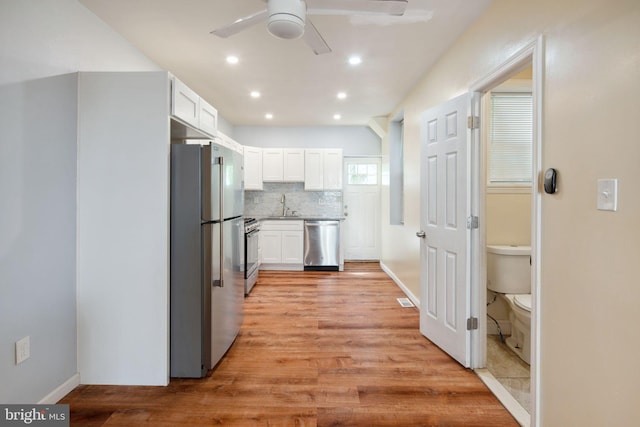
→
(211, 0, 409, 54)
(267, 0, 306, 39)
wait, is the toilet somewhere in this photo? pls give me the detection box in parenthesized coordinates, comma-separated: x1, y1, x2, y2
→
(486, 245, 532, 364)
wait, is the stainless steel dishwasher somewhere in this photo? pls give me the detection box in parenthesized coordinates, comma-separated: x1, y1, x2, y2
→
(303, 220, 340, 271)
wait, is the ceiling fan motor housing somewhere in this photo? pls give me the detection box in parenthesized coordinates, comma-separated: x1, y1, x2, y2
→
(267, 0, 306, 39)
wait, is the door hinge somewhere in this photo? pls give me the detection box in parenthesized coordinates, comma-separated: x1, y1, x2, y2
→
(467, 115, 479, 129)
(467, 317, 478, 330)
(466, 216, 479, 230)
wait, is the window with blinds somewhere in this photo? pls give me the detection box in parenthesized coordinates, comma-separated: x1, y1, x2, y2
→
(489, 92, 533, 185)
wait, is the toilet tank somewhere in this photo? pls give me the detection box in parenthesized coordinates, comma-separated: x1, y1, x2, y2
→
(486, 245, 531, 294)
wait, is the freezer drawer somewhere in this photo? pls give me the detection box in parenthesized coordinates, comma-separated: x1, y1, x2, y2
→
(303, 220, 340, 271)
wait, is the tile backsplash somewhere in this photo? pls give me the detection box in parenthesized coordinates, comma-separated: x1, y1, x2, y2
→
(244, 183, 342, 218)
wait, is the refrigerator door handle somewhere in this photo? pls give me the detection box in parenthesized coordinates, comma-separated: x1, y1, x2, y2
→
(212, 156, 225, 288)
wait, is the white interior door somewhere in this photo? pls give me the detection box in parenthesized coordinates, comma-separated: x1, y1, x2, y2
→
(418, 93, 472, 367)
(343, 158, 381, 260)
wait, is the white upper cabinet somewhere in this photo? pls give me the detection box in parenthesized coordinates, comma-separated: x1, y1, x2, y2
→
(323, 149, 343, 190)
(304, 149, 324, 190)
(170, 76, 217, 137)
(171, 78, 199, 128)
(198, 98, 218, 136)
(304, 148, 343, 190)
(283, 149, 305, 181)
(244, 146, 263, 191)
(262, 148, 305, 182)
(262, 148, 284, 181)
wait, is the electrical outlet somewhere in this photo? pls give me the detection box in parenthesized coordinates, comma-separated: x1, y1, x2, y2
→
(16, 336, 30, 364)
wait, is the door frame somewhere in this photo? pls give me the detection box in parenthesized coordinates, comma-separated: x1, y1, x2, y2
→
(469, 36, 544, 427)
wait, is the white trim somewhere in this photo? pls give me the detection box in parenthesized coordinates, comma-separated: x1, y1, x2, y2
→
(530, 35, 545, 427)
(38, 373, 80, 404)
(476, 369, 530, 427)
(469, 91, 485, 369)
(469, 34, 544, 427)
(379, 261, 420, 309)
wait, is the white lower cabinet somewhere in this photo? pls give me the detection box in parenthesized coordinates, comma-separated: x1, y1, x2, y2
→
(260, 220, 303, 269)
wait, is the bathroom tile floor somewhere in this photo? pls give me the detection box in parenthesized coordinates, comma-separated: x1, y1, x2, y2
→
(486, 334, 531, 413)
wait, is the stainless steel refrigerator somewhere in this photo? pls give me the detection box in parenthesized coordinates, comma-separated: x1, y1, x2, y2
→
(170, 142, 244, 378)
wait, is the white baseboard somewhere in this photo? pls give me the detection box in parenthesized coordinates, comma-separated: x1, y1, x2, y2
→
(39, 373, 80, 404)
(379, 262, 420, 309)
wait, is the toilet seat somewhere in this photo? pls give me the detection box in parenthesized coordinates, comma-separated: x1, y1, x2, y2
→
(513, 294, 532, 312)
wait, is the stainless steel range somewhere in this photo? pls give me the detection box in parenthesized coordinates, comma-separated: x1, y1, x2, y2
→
(244, 218, 260, 295)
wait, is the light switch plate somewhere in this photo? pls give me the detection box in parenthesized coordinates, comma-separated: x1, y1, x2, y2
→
(597, 179, 618, 211)
(16, 336, 30, 364)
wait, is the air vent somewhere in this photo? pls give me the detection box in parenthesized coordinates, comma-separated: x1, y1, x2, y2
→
(397, 298, 415, 308)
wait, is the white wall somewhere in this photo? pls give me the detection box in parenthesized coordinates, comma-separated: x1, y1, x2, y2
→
(0, 74, 78, 404)
(380, 0, 640, 424)
(0, 0, 159, 402)
(76, 72, 170, 386)
(233, 126, 381, 156)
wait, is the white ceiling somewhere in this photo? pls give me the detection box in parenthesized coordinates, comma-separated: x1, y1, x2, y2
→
(79, 0, 492, 126)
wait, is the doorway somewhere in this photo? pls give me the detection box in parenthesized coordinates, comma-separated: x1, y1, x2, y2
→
(471, 38, 543, 427)
(342, 157, 381, 260)
(483, 65, 534, 414)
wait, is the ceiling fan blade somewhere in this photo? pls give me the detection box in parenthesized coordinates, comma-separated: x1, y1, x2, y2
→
(307, 0, 408, 16)
(210, 9, 268, 38)
(302, 18, 332, 55)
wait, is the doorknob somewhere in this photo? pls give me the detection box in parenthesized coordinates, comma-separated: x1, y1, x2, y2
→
(416, 230, 426, 238)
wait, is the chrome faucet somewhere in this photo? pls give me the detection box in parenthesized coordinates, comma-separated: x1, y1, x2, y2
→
(281, 194, 286, 216)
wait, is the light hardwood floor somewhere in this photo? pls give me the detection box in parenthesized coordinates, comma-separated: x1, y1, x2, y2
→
(61, 263, 517, 426)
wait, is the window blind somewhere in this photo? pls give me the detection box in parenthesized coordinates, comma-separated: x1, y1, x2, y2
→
(489, 92, 533, 184)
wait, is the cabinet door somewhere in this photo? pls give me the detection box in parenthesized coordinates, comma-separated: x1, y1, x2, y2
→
(283, 149, 305, 181)
(262, 148, 284, 181)
(260, 230, 282, 264)
(323, 149, 343, 190)
(171, 77, 199, 128)
(281, 231, 303, 264)
(243, 146, 263, 190)
(198, 98, 218, 136)
(304, 149, 324, 190)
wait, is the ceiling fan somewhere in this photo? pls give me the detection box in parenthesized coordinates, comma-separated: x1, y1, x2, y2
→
(210, 0, 409, 55)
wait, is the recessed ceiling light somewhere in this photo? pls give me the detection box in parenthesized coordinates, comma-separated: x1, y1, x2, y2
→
(250, 91, 261, 98)
(333, 114, 342, 120)
(226, 55, 239, 64)
(337, 92, 347, 100)
(348, 56, 362, 66)
(265, 113, 273, 120)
